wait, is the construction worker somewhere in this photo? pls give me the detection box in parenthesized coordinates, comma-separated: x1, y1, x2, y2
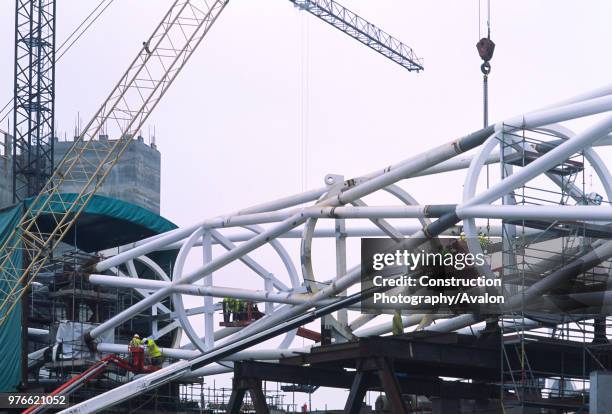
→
(478, 231, 490, 250)
(231, 298, 242, 322)
(235, 299, 245, 321)
(129, 334, 144, 370)
(129, 333, 142, 347)
(392, 310, 404, 336)
(222, 297, 231, 323)
(252, 303, 264, 319)
(145, 337, 163, 368)
(226, 297, 234, 322)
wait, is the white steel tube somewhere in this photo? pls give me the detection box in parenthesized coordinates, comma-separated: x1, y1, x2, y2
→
(544, 83, 612, 110)
(89, 274, 328, 305)
(95, 210, 298, 271)
(414, 152, 500, 177)
(235, 186, 328, 215)
(96, 342, 307, 361)
(158, 223, 531, 250)
(503, 94, 612, 131)
(459, 204, 612, 221)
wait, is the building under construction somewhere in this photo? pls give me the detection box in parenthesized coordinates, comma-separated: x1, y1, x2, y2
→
(2, 1, 612, 413)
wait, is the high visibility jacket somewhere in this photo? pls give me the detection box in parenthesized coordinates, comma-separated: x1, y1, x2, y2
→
(146, 339, 162, 358)
(392, 311, 404, 336)
(130, 337, 142, 347)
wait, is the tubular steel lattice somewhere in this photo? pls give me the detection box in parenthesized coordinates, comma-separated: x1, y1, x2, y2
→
(53, 84, 612, 413)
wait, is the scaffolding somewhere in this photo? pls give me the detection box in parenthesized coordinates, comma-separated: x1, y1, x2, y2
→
(498, 125, 612, 412)
(24, 241, 184, 411)
(180, 382, 289, 413)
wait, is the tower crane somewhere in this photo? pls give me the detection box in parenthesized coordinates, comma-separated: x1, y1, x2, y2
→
(291, 0, 423, 72)
(0, 0, 423, 331)
(12, 0, 56, 202)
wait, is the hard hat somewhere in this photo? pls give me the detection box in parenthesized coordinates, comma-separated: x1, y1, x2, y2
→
(133, 334, 140, 338)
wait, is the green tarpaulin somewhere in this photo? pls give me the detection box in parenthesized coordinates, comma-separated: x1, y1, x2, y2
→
(26, 193, 177, 252)
(0, 204, 24, 391)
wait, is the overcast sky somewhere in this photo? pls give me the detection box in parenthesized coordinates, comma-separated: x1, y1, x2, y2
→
(2, 0, 612, 409)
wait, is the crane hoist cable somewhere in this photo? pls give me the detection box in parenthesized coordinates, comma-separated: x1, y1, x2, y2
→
(476, 0, 495, 238)
(476, 0, 494, 128)
(299, 9, 310, 194)
(56, 0, 116, 61)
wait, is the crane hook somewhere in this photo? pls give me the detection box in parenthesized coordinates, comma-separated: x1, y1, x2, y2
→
(481, 61, 491, 75)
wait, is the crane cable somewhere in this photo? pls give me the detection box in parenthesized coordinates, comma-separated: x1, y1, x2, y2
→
(56, 0, 115, 62)
(298, 6, 310, 194)
(0, 0, 116, 126)
(476, 0, 495, 238)
(479, 0, 492, 128)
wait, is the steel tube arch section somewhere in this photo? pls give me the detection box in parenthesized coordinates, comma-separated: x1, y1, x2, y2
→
(171, 225, 300, 353)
